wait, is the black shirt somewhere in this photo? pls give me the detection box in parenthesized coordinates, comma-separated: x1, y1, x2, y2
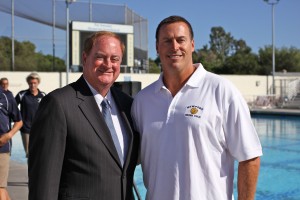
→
(15, 89, 46, 133)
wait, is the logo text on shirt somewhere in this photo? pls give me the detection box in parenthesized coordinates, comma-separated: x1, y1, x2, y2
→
(185, 105, 203, 118)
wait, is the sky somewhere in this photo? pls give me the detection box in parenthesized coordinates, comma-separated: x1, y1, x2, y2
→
(0, 0, 299, 60)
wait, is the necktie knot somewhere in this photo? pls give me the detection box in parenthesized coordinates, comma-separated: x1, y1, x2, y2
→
(101, 99, 109, 109)
(101, 99, 111, 117)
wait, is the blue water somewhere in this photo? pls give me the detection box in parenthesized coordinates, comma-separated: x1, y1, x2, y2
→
(250, 115, 300, 200)
(11, 115, 300, 199)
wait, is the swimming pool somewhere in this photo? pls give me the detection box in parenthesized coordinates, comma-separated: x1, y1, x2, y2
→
(10, 115, 300, 199)
(250, 115, 300, 200)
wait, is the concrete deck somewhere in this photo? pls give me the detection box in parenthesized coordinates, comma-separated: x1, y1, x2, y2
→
(7, 160, 28, 200)
(250, 108, 300, 116)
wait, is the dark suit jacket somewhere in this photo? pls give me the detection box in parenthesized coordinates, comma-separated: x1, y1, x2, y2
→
(28, 76, 139, 200)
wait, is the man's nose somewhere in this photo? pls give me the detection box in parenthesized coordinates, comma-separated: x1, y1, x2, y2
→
(171, 39, 180, 50)
(103, 58, 112, 67)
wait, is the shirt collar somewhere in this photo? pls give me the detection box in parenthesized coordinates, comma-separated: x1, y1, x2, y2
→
(154, 63, 207, 93)
(186, 63, 207, 88)
(154, 73, 165, 93)
(84, 78, 112, 108)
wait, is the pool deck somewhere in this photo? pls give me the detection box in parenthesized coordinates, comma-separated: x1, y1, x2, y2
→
(6, 108, 300, 200)
(250, 107, 300, 116)
(7, 160, 28, 200)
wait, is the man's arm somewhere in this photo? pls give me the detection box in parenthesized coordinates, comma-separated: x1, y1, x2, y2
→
(238, 156, 260, 200)
(0, 120, 23, 147)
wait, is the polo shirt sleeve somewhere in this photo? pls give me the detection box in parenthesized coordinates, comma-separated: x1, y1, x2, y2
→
(8, 97, 22, 122)
(223, 90, 262, 162)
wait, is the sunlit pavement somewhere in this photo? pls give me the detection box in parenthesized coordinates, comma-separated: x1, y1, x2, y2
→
(7, 160, 28, 200)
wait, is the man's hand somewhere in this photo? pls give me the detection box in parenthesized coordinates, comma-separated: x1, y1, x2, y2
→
(0, 188, 11, 200)
(0, 133, 11, 147)
(0, 120, 23, 147)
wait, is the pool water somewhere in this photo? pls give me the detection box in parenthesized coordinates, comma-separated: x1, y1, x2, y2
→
(250, 115, 300, 200)
(10, 115, 300, 199)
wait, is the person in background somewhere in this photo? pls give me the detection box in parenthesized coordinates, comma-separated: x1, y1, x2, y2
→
(0, 78, 10, 92)
(28, 31, 139, 200)
(0, 87, 23, 200)
(15, 72, 46, 159)
(0, 78, 14, 102)
(131, 15, 262, 200)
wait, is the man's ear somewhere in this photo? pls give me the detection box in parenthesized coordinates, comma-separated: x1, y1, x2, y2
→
(191, 39, 195, 52)
(82, 52, 87, 65)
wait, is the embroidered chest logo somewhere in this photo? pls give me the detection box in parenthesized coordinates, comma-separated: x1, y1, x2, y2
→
(185, 105, 203, 118)
(190, 107, 198, 114)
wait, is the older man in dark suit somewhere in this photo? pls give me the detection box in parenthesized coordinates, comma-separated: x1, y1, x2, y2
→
(28, 31, 139, 200)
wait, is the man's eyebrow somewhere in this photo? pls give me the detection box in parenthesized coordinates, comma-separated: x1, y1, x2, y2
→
(95, 52, 104, 55)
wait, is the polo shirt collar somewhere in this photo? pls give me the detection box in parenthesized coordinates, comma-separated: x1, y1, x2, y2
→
(186, 63, 207, 88)
(154, 73, 165, 93)
(154, 63, 207, 93)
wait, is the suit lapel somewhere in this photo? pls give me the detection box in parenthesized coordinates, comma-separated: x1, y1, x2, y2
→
(74, 76, 122, 167)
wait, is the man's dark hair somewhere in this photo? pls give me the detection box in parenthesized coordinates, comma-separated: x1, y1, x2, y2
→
(0, 77, 8, 84)
(155, 15, 194, 42)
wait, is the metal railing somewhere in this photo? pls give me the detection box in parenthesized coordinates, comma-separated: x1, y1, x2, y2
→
(286, 79, 300, 100)
(246, 80, 300, 109)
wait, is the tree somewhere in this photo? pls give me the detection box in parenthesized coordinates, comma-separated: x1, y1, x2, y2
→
(0, 36, 12, 71)
(14, 40, 38, 71)
(148, 58, 161, 73)
(0, 36, 66, 72)
(220, 52, 259, 74)
(209, 27, 235, 62)
(193, 45, 222, 72)
(258, 46, 300, 74)
(233, 39, 252, 54)
(34, 54, 64, 72)
(199, 28, 258, 74)
(216, 39, 259, 74)
(276, 47, 300, 72)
